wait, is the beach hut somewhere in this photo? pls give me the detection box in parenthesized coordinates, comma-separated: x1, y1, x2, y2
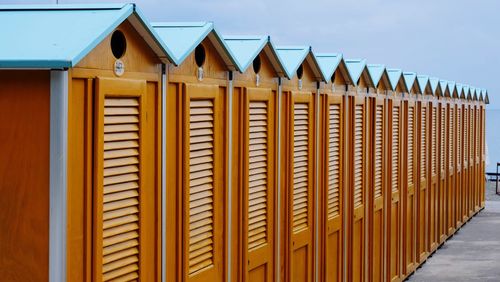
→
(152, 22, 239, 282)
(315, 53, 352, 282)
(0, 4, 174, 281)
(399, 70, 420, 275)
(345, 59, 375, 282)
(446, 81, 458, 236)
(416, 75, 432, 262)
(366, 63, 391, 282)
(386, 68, 408, 282)
(455, 83, 465, 228)
(437, 79, 449, 244)
(222, 35, 286, 282)
(275, 46, 325, 282)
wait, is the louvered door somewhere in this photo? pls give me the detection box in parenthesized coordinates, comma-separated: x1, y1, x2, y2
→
(405, 101, 417, 274)
(481, 106, 486, 207)
(290, 93, 314, 282)
(389, 100, 401, 282)
(447, 102, 456, 235)
(93, 77, 158, 281)
(325, 95, 343, 282)
(371, 98, 385, 282)
(474, 106, 480, 211)
(183, 84, 224, 282)
(417, 102, 428, 262)
(429, 103, 438, 250)
(463, 105, 469, 221)
(350, 96, 365, 282)
(456, 104, 462, 227)
(467, 104, 473, 217)
(438, 102, 447, 243)
(243, 88, 275, 282)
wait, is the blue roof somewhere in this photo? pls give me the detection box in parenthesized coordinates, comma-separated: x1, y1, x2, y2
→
(387, 69, 404, 91)
(152, 22, 238, 69)
(345, 59, 370, 86)
(223, 35, 285, 75)
(429, 77, 440, 95)
(367, 64, 386, 87)
(439, 79, 449, 96)
(417, 75, 430, 94)
(403, 72, 418, 93)
(469, 87, 476, 99)
(456, 83, 463, 97)
(315, 53, 342, 81)
(447, 81, 456, 97)
(0, 3, 174, 68)
(463, 85, 470, 98)
(275, 46, 324, 80)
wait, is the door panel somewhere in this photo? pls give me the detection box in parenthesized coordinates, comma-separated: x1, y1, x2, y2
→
(244, 88, 275, 282)
(438, 102, 447, 243)
(290, 93, 314, 282)
(370, 98, 384, 282)
(447, 102, 455, 235)
(93, 77, 157, 281)
(389, 101, 401, 282)
(429, 104, 438, 251)
(325, 95, 343, 282)
(350, 96, 365, 282)
(456, 104, 462, 227)
(183, 84, 224, 282)
(417, 102, 428, 262)
(405, 102, 416, 273)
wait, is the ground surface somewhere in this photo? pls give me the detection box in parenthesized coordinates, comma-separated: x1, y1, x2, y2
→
(408, 182, 500, 281)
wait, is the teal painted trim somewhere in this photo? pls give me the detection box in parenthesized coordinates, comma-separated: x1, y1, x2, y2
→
(0, 3, 127, 10)
(71, 4, 133, 67)
(0, 59, 70, 69)
(439, 79, 449, 96)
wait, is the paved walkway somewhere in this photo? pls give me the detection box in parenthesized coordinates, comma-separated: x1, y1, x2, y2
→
(407, 201, 500, 282)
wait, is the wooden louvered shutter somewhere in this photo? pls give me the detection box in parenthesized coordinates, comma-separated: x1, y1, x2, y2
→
(449, 106, 454, 169)
(457, 107, 461, 168)
(374, 104, 383, 198)
(94, 78, 155, 282)
(392, 105, 400, 193)
(244, 88, 275, 281)
(183, 84, 223, 282)
(408, 106, 414, 187)
(440, 106, 445, 174)
(293, 102, 311, 232)
(328, 103, 341, 217)
(421, 106, 427, 179)
(354, 104, 364, 207)
(431, 106, 437, 176)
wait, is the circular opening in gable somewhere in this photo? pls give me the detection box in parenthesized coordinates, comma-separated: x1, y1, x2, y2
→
(111, 30, 127, 59)
(297, 64, 304, 79)
(195, 44, 206, 67)
(253, 55, 261, 74)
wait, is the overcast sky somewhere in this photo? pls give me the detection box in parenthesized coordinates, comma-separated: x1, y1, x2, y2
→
(3, 0, 498, 108)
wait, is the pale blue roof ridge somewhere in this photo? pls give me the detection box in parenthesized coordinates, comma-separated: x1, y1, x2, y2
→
(417, 75, 430, 94)
(403, 72, 419, 93)
(387, 69, 405, 92)
(439, 79, 449, 96)
(367, 64, 386, 88)
(429, 77, 441, 96)
(345, 59, 373, 86)
(0, 3, 175, 68)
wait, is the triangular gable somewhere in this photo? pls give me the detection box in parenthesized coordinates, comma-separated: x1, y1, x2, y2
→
(387, 69, 407, 92)
(485, 91, 490, 104)
(448, 81, 457, 98)
(455, 83, 463, 99)
(479, 89, 484, 102)
(223, 35, 286, 76)
(315, 53, 353, 85)
(403, 72, 420, 93)
(468, 87, 475, 100)
(0, 3, 174, 68)
(429, 77, 441, 96)
(153, 22, 238, 70)
(367, 64, 388, 88)
(439, 79, 449, 97)
(417, 75, 431, 95)
(462, 85, 470, 99)
(276, 46, 324, 80)
(345, 59, 374, 87)
(472, 87, 478, 100)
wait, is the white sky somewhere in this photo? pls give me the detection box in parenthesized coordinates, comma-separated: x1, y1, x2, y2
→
(3, 0, 498, 108)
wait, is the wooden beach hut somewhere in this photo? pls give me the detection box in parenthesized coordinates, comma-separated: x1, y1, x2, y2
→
(152, 21, 240, 282)
(344, 59, 375, 282)
(0, 4, 174, 281)
(366, 64, 392, 282)
(223, 35, 286, 282)
(275, 46, 325, 282)
(315, 53, 352, 282)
